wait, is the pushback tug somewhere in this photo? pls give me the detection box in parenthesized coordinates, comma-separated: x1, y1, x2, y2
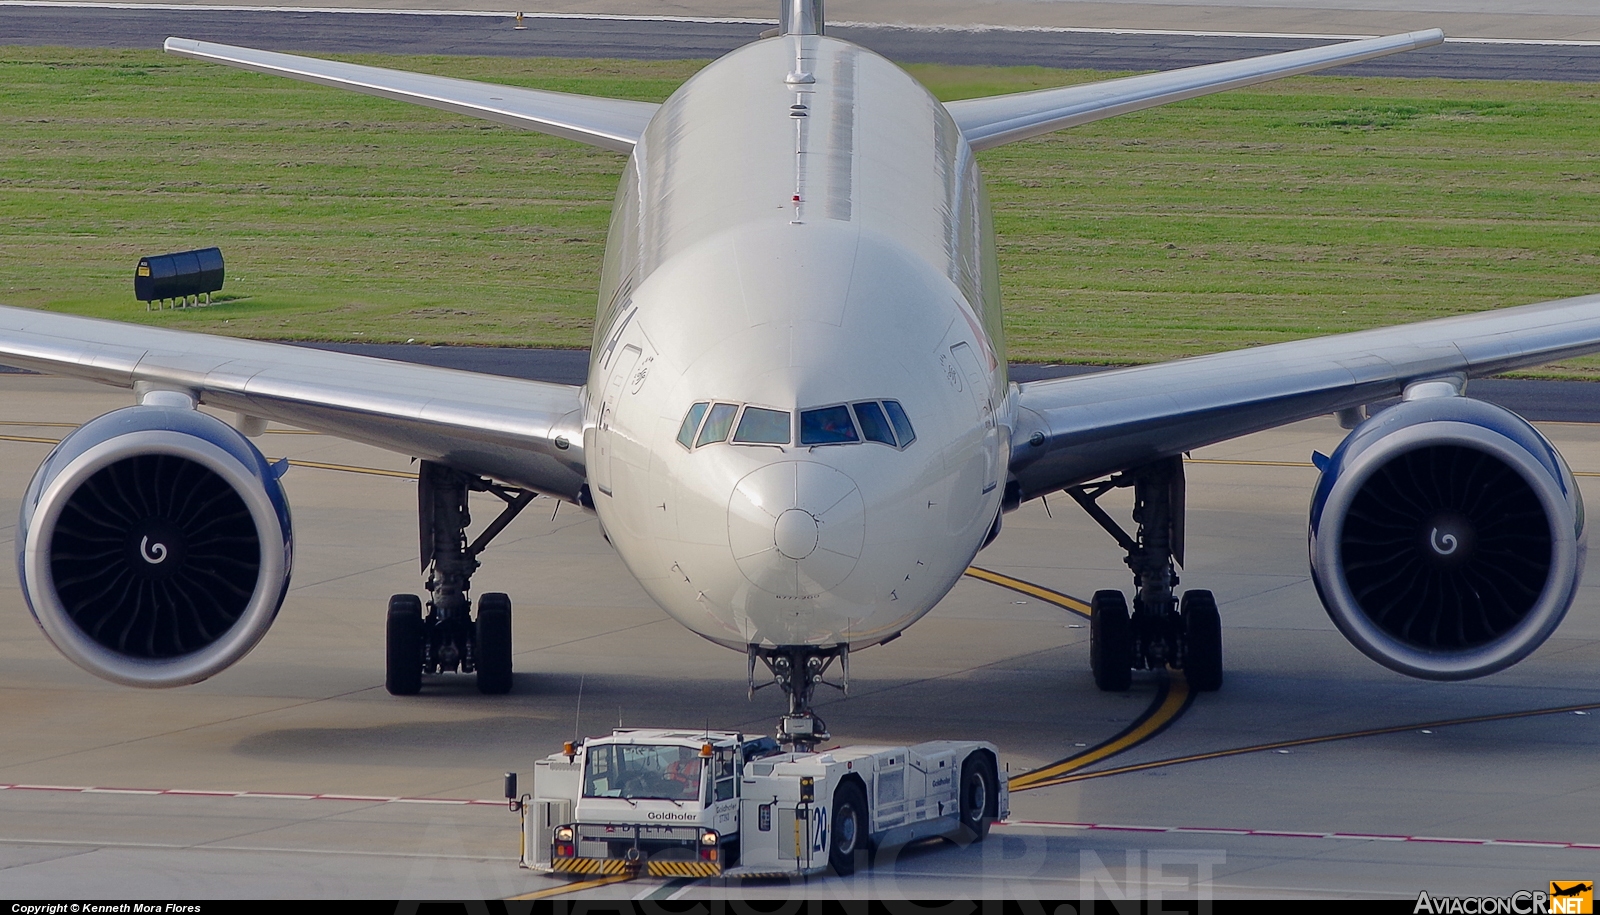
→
(506, 728, 1006, 878)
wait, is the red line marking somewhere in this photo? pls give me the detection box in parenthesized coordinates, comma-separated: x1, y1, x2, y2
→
(0, 782, 501, 804)
(996, 819, 1593, 850)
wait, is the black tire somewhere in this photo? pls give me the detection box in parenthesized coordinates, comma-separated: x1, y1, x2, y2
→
(1181, 589, 1224, 692)
(476, 592, 513, 695)
(829, 782, 871, 877)
(1090, 589, 1133, 692)
(385, 594, 423, 696)
(957, 753, 997, 843)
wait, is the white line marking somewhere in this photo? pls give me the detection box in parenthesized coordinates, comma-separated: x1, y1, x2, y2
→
(4, 2, 1598, 47)
(999, 819, 1600, 850)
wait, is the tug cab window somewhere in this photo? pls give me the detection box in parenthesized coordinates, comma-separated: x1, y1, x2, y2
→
(800, 405, 859, 445)
(733, 407, 791, 445)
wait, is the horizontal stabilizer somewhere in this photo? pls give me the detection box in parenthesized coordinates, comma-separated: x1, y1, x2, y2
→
(164, 37, 658, 153)
(946, 29, 1444, 151)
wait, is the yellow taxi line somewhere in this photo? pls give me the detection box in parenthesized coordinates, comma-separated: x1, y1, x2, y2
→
(1010, 671, 1192, 791)
(0, 433, 415, 480)
(283, 459, 417, 480)
(506, 874, 635, 900)
(1021, 699, 1600, 790)
(962, 566, 1195, 793)
(962, 566, 1091, 617)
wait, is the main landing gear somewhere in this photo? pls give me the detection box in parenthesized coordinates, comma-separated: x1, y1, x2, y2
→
(1065, 455, 1223, 693)
(749, 644, 847, 751)
(386, 461, 536, 696)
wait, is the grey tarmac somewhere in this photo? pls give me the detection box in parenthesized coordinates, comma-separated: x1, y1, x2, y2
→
(6, 376, 1600, 898)
(4, 6, 1600, 80)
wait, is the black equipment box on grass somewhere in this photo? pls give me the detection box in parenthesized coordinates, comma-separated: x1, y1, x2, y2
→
(135, 247, 224, 306)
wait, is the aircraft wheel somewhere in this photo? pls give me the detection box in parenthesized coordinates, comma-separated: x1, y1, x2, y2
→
(1181, 589, 1223, 692)
(385, 594, 423, 696)
(1090, 589, 1133, 692)
(957, 753, 997, 843)
(829, 781, 871, 876)
(476, 592, 513, 695)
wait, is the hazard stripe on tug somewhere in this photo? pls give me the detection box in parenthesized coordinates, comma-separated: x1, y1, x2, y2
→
(550, 857, 633, 876)
(646, 860, 721, 878)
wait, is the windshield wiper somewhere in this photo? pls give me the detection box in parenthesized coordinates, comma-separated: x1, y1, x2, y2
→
(627, 795, 687, 806)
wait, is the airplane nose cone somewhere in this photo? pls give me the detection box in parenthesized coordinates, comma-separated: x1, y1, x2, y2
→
(774, 508, 820, 560)
(729, 461, 864, 596)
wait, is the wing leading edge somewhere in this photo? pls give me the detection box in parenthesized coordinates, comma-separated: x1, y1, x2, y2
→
(163, 38, 658, 153)
(946, 29, 1444, 151)
(0, 306, 587, 500)
(1009, 292, 1600, 499)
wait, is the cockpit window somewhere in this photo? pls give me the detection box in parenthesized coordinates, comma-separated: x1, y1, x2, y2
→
(733, 407, 791, 445)
(852, 402, 895, 446)
(676, 402, 709, 450)
(800, 405, 859, 445)
(883, 400, 916, 447)
(697, 403, 739, 447)
(679, 399, 911, 451)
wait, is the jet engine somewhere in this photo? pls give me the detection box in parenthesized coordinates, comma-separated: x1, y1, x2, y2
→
(1309, 390, 1584, 680)
(16, 399, 293, 687)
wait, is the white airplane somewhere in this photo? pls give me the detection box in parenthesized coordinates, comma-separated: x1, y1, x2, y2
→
(6, 2, 1598, 745)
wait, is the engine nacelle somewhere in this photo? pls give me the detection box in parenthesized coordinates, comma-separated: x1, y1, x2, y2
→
(1309, 395, 1584, 680)
(17, 403, 293, 687)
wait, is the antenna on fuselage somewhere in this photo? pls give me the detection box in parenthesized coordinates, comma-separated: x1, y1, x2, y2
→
(780, 0, 822, 35)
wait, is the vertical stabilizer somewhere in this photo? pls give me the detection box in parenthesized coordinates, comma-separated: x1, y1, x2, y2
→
(780, 0, 823, 35)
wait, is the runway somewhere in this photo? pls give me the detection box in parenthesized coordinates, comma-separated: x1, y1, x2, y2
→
(7, 376, 1600, 898)
(4, 5, 1600, 80)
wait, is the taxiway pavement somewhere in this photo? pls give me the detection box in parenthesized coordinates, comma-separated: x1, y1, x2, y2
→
(5, 5, 1600, 80)
(5, 376, 1600, 898)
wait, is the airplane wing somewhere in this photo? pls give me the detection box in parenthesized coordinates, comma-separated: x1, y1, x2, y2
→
(945, 29, 1444, 151)
(0, 305, 587, 500)
(1008, 292, 1600, 499)
(163, 38, 658, 153)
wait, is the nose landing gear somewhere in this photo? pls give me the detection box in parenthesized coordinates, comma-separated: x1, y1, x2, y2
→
(1066, 455, 1223, 693)
(749, 645, 848, 750)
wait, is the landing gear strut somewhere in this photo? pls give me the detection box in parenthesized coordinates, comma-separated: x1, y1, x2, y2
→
(1066, 455, 1222, 692)
(386, 461, 535, 696)
(749, 645, 847, 750)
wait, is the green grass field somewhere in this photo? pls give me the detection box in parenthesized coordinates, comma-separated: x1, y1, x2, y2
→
(2, 46, 1597, 373)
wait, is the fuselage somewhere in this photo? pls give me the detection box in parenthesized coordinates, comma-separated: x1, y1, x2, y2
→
(583, 34, 1011, 651)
